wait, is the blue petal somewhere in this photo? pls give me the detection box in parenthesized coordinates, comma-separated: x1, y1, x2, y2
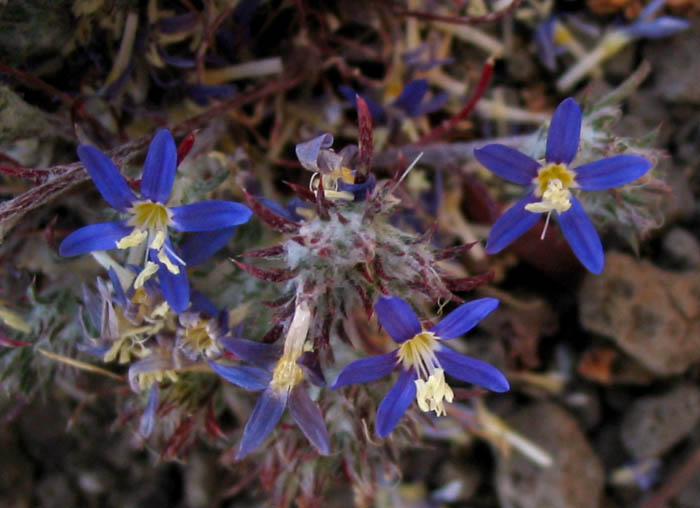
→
(474, 145, 541, 185)
(338, 173, 376, 201)
(485, 193, 541, 254)
(140, 129, 177, 203)
(295, 133, 334, 172)
(156, 256, 190, 313)
(208, 361, 271, 390)
(107, 266, 127, 307)
(557, 196, 604, 274)
(546, 98, 581, 164)
(139, 384, 159, 437)
(77, 145, 136, 211)
(393, 79, 428, 112)
(430, 298, 499, 340)
(288, 386, 330, 455)
(375, 296, 422, 343)
(412, 92, 449, 116)
(59, 221, 132, 257)
(189, 290, 220, 316)
(535, 17, 557, 71)
(257, 197, 298, 222)
(332, 351, 398, 388)
(180, 227, 237, 265)
(375, 368, 417, 438)
(638, 0, 666, 20)
(338, 86, 387, 123)
(220, 337, 282, 370)
(623, 17, 690, 39)
(171, 201, 252, 232)
(436, 345, 509, 392)
(236, 386, 287, 459)
(575, 155, 651, 190)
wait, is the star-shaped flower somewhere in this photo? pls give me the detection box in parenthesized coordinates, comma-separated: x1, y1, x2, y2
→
(332, 296, 509, 437)
(59, 129, 252, 311)
(211, 336, 331, 459)
(474, 98, 651, 273)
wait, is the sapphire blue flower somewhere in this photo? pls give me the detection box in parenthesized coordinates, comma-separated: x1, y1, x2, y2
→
(339, 79, 448, 124)
(474, 98, 651, 274)
(620, 0, 689, 39)
(295, 133, 376, 202)
(332, 296, 509, 437)
(59, 129, 252, 312)
(212, 336, 330, 459)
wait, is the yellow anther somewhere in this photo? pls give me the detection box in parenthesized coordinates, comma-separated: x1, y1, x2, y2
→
(270, 353, 304, 392)
(340, 167, 355, 184)
(553, 24, 572, 45)
(116, 228, 148, 249)
(150, 230, 166, 250)
(138, 369, 179, 391)
(415, 368, 454, 416)
(179, 319, 220, 358)
(397, 331, 456, 417)
(127, 200, 172, 231)
(525, 179, 572, 214)
(323, 189, 355, 201)
(134, 261, 159, 289)
(532, 163, 577, 198)
(151, 301, 170, 318)
(157, 249, 180, 274)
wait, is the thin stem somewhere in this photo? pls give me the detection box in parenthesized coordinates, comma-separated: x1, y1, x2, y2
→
(419, 57, 494, 144)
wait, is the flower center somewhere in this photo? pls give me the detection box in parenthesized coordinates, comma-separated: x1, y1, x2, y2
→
(270, 353, 305, 392)
(524, 163, 578, 240)
(397, 331, 454, 417)
(311, 167, 356, 201)
(525, 178, 572, 215)
(178, 319, 220, 358)
(532, 163, 577, 198)
(128, 200, 172, 231)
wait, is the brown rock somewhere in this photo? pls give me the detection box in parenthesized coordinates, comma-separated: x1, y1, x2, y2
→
(579, 252, 700, 376)
(496, 402, 604, 508)
(621, 384, 700, 460)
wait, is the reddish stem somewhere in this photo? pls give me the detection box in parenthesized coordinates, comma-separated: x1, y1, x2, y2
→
(0, 63, 74, 107)
(0, 163, 51, 183)
(418, 57, 494, 144)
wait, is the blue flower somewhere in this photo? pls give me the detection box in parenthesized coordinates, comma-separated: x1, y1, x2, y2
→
(340, 79, 448, 124)
(59, 129, 252, 312)
(620, 0, 689, 39)
(474, 98, 651, 274)
(212, 336, 330, 459)
(295, 133, 377, 202)
(332, 296, 509, 437)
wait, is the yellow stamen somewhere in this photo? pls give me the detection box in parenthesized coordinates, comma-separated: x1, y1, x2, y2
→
(134, 261, 159, 289)
(525, 179, 572, 214)
(150, 230, 166, 250)
(415, 368, 454, 416)
(116, 228, 147, 249)
(397, 331, 455, 417)
(270, 353, 305, 392)
(138, 369, 179, 390)
(127, 200, 172, 230)
(157, 249, 180, 274)
(339, 167, 355, 184)
(532, 163, 577, 198)
(179, 319, 220, 358)
(270, 299, 312, 392)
